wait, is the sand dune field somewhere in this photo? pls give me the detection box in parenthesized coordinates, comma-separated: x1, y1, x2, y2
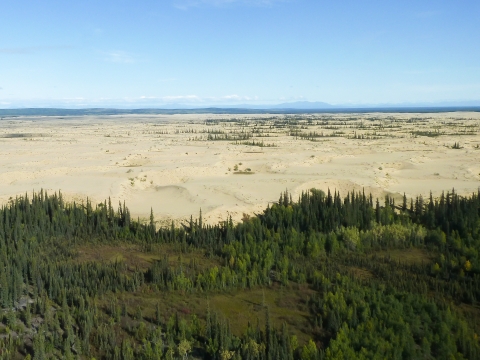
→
(1, 112, 479, 225)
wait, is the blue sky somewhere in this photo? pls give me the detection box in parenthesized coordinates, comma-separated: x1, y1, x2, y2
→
(1, 0, 479, 108)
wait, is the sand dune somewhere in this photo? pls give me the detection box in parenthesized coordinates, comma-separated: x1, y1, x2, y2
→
(1, 112, 479, 225)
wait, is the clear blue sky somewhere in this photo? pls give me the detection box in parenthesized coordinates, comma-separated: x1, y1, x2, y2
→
(1, 0, 479, 107)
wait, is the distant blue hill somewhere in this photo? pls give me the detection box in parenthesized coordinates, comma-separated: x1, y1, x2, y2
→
(1, 101, 480, 116)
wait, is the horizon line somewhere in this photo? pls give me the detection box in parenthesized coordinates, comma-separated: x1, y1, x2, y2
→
(1, 105, 480, 116)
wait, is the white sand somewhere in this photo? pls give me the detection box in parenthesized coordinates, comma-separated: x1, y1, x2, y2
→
(1, 112, 479, 225)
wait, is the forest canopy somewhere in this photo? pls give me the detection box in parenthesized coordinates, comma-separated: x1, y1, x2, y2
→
(0, 187, 479, 359)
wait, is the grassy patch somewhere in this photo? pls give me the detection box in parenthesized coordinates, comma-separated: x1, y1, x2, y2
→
(75, 244, 157, 270)
(346, 266, 375, 280)
(75, 243, 220, 272)
(97, 283, 314, 345)
(372, 248, 432, 265)
(210, 284, 313, 341)
(456, 303, 480, 333)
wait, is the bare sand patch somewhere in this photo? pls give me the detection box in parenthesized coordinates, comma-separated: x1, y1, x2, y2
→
(1, 112, 479, 225)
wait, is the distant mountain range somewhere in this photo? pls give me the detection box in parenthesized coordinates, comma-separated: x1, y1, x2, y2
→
(0, 101, 479, 116)
(131, 100, 480, 110)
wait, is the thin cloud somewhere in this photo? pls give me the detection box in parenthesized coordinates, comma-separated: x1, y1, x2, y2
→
(162, 95, 202, 102)
(136, 95, 202, 102)
(0, 45, 72, 54)
(220, 94, 255, 101)
(102, 51, 135, 63)
(174, 0, 285, 10)
(137, 94, 256, 103)
(62, 97, 87, 101)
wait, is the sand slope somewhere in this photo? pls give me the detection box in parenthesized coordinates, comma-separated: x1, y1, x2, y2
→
(1, 112, 479, 225)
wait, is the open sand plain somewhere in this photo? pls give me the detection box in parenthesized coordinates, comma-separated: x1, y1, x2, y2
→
(1, 112, 479, 225)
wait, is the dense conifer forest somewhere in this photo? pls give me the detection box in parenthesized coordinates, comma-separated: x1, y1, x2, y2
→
(1, 187, 480, 359)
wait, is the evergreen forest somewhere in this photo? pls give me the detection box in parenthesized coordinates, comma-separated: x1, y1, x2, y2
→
(1, 187, 480, 359)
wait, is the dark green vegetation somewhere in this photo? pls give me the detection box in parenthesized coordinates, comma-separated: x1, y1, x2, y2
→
(180, 114, 478, 144)
(1, 188, 480, 359)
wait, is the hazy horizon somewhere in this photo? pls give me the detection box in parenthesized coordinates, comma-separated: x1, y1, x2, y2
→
(2, 100, 480, 112)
